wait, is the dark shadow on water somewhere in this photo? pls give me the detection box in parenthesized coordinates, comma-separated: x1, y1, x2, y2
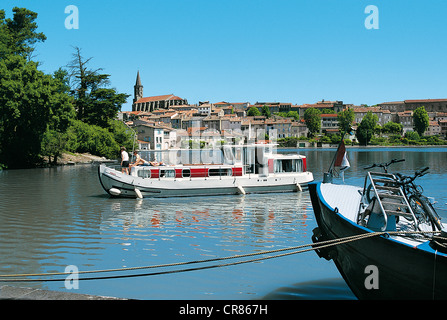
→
(89, 193, 112, 198)
(262, 278, 357, 300)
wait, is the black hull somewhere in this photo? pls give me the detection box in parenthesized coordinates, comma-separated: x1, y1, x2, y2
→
(309, 182, 447, 300)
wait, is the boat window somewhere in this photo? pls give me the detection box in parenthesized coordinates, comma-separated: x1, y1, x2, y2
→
(182, 169, 191, 178)
(137, 168, 151, 178)
(235, 147, 242, 161)
(223, 147, 234, 163)
(208, 168, 232, 177)
(274, 159, 303, 173)
(160, 169, 175, 178)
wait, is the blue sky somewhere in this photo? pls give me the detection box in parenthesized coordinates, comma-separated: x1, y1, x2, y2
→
(3, 0, 447, 111)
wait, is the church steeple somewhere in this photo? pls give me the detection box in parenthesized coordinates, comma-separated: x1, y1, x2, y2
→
(133, 71, 143, 104)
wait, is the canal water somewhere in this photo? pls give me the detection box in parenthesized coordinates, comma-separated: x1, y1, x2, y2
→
(1, 147, 447, 300)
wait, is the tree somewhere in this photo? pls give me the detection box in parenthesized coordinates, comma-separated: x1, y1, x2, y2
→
(382, 121, 403, 135)
(66, 47, 129, 128)
(413, 106, 429, 136)
(0, 55, 74, 168)
(356, 111, 378, 145)
(0, 7, 46, 60)
(337, 108, 354, 134)
(304, 108, 321, 137)
(247, 106, 261, 116)
(286, 110, 299, 121)
(261, 105, 271, 118)
(0, 8, 75, 168)
(405, 131, 420, 141)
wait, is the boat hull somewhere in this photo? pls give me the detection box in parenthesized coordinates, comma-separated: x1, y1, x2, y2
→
(98, 165, 313, 198)
(309, 182, 447, 300)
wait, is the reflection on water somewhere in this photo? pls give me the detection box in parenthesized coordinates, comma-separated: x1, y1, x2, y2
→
(262, 278, 355, 300)
(0, 147, 446, 299)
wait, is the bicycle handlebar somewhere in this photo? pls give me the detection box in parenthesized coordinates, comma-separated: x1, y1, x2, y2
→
(394, 167, 430, 185)
(363, 158, 405, 170)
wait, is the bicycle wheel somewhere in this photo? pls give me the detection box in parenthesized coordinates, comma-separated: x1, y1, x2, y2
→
(408, 195, 442, 231)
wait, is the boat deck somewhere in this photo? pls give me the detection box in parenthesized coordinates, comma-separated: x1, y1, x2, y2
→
(319, 183, 362, 223)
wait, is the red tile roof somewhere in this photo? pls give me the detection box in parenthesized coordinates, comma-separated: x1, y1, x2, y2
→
(134, 94, 185, 104)
(405, 99, 447, 103)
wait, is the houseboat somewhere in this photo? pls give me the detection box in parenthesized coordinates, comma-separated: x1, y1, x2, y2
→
(98, 144, 313, 198)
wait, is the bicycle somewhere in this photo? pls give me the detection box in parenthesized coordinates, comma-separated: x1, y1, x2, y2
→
(363, 159, 405, 203)
(393, 168, 443, 231)
(360, 160, 442, 232)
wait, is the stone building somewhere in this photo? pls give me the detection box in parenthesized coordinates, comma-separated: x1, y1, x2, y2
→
(132, 71, 188, 112)
(377, 99, 447, 113)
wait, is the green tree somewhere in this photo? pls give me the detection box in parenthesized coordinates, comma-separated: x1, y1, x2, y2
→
(356, 111, 378, 145)
(67, 47, 129, 128)
(413, 106, 429, 136)
(286, 110, 299, 121)
(382, 121, 403, 135)
(247, 106, 261, 116)
(41, 129, 67, 165)
(304, 108, 322, 137)
(276, 110, 299, 121)
(0, 55, 74, 168)
(0, 8, 75, 168)
(405, 131, 420, 141)
(261, 105, 271, 118)
(337, 108, 354, 134)
(0, 7, 46, 59)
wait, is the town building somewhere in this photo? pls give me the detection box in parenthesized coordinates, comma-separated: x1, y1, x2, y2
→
(253, 102, 294, 114)
(377, 99, 447, 113)
(298, 100, 346, 117)
(132, 71, 188, 112)
(352, 106, 392, 126)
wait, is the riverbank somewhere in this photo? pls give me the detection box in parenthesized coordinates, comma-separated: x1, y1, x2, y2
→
(45, 152, 116, 166)
(0, 285, 126, 300)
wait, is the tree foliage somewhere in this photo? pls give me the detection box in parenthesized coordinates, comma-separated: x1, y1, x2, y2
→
(276, 111, 299, 121)
(67, 47, 129, 128)
(260, 105, 271, 118)
(0, 8, 133, 168)
(356, 111, 378, 145)
(382, 121, 403, 135)
(413, 106, 429, 136)
(0, 7, 46, 59)
(247, 106, 261, 116)
(304, 108, 321, 137)
(337, 108, 354, 134)
(0, 54, 74, 168)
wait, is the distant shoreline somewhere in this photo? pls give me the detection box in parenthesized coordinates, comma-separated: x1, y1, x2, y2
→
(278, 145, 447, 149)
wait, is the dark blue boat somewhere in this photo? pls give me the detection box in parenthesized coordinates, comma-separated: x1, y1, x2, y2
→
(309, 181, 447, 300)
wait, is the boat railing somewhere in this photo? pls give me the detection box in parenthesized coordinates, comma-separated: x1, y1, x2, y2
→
(360, 171, 419, 232)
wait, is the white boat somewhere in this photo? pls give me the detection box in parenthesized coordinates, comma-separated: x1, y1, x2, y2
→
(98, 144, 313, 198)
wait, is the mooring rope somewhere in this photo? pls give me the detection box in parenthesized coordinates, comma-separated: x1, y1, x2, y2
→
(0, 230, 440, 282)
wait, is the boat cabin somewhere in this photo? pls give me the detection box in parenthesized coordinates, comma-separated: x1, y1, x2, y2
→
(130, 144, 307, 179)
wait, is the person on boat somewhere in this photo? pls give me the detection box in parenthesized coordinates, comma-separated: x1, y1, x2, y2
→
(148, 161, 165, 166)
(120, 146, 129, 174)
(131, 150, 150, 167)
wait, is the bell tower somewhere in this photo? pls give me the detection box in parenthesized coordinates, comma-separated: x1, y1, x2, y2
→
(133, 71, 143, 104)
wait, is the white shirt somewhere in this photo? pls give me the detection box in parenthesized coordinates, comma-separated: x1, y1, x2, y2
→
(121, 150, 129, 161)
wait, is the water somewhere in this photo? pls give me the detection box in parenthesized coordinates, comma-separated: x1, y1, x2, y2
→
(1, 147, 447, 300)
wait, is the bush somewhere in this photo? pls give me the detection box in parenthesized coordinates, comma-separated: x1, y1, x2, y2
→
(65, 119, 121, 159)
(404, 131, 420, 141)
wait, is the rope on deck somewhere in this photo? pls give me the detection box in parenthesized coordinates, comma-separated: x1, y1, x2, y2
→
(0, 230, 441, 282)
